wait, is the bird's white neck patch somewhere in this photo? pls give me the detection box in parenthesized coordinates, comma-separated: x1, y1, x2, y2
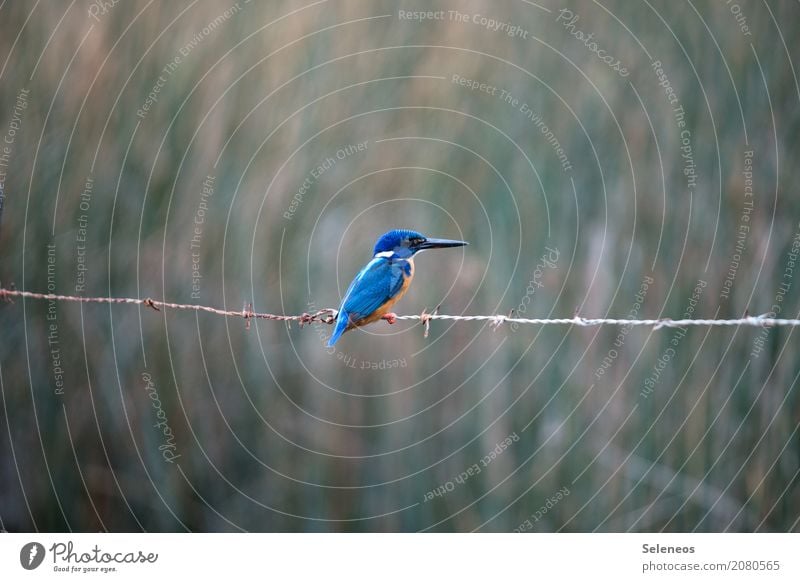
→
(374, 251, 395, 259)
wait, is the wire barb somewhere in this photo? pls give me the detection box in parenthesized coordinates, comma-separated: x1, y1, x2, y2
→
(419, 305, 440, 339)
(653, 318, 671, 330)
(242, 302, 254, 330)
(489, 315, 504, 329)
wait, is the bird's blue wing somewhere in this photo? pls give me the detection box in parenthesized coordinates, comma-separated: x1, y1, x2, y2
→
(342, 257, 404, 321)
(328, 258, 405, 347)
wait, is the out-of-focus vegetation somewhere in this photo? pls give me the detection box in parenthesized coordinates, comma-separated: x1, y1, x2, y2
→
(0, 1, 798, 532)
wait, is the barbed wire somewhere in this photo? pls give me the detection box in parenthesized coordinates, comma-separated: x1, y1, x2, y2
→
(2, 287, 799, 334)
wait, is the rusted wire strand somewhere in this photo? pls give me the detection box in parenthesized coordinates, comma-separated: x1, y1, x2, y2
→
(2, 287, 798, 329)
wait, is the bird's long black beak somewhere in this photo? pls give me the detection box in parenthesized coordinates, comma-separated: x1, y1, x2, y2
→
(415, 237, 469, 250)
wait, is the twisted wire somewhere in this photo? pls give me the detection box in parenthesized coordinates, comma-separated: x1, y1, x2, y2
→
(2, 287, 797, 330)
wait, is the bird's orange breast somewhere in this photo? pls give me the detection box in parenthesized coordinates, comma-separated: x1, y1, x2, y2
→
(356, 259, 414, 327)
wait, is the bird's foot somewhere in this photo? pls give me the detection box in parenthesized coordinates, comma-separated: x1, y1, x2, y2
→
(381, 312, 398, 325)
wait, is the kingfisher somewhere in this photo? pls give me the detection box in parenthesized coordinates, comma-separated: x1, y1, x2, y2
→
(327, 229, 468, 347)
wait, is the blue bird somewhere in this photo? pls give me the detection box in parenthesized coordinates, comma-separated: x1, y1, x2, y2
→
(327, 229, 468, 347)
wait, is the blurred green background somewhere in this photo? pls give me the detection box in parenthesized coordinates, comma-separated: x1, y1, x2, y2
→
(0, 0, 798, 532)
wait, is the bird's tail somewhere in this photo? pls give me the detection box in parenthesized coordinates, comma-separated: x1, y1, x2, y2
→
(327, 309, 350, 347)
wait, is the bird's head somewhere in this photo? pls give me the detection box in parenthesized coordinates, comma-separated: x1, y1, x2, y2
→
(372, 229, 468, 259)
